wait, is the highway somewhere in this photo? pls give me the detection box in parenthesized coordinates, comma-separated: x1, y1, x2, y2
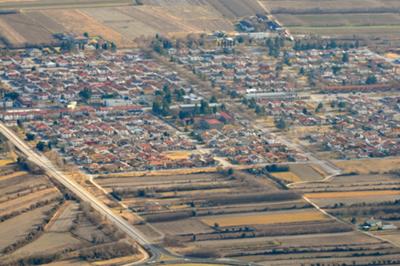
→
(0, 122, 162, 263)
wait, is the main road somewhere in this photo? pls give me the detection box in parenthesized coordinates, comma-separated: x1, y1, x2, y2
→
(0, 122, 258, 266)
(0, 122, 162, 263)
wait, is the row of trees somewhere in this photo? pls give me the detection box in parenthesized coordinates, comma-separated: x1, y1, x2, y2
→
(266, 36, 285, 58)
(293, 39, 360, 51)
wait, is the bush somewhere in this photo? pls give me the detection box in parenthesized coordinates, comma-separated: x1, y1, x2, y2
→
(79, 241, 137, 261)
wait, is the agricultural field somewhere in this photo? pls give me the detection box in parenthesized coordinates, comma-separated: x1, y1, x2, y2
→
(262, 0, 400, 13)
(93, 169, 399, 263)
(193, 231, 397, 264)
(0, 157, 142, 265)
(0, 12, 58, 46)
(201, 209, 328, 227)
(142, 0, 265, 19)
(289, 169, 400, 252)
(334, 157, 400, 174)
(0, 0, 265, 48)
(271, 164, 326, 184)
(262, 0, 400, 42)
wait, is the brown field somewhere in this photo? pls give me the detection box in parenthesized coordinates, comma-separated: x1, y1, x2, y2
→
(44, 260, 92, 266)
(374, 231, 400, 247)
(0, 159, 14, 167)
(0, 170, 26, 181)
(0, 0, 36, 2)
(101, 166, 221, 178)
(262, 0, 400, 13)
(42, 9, 129, 46)
(195, 231, 380, 250)
(289, 164, 324, 181)
(0, 13, 55, 45)
(163, 151, 192, 160)
(46, 201, 79, 232)
(93, 255, 143, 266)
(0, 203, 56, 251)
(153, 219, 212, 235)
(143, 0, 265, 19)
(305, 190, 400, 199)
(276, 13, 400, 27)
(0, 16, 27, 45)
(24, 10, 66, 33)
(385, 52, 400, 59)
(334, 157, 400, 174)
(262, 0, 400, 40)
(14, 232, 82, 256)
(272, 171, 301, 183)
(84, 4, 234, 41)
(202, 210, 327, 227)
(0, 173, 49, 197)
(289, 25, 400, 38)
(287, 125, 331, 137)
(0, 187, 60, 216)
(0, 0, 264, 47)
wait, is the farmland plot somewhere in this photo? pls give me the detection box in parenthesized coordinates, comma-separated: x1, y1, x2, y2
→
(334, 157, 400, 174)
(143, 0, 265, 19)
(0, 13, 55, 45)
(0, 187, 61, 216)
(0, 203, 56, 251)
(262, 0, 400, 13)
(13, 232, 82, 256)
(201, 209, 328, 227)
(42, 9, 129, 46)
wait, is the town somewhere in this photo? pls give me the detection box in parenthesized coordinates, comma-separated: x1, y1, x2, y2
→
(0, 0, 399, 266)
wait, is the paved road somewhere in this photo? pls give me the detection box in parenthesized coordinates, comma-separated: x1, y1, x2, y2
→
(0, 122, 259, 266)
(0, 122, 162, 263)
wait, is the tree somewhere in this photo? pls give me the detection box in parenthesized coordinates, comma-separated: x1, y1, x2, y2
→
(255, 105, 264, 115)
(4, 92, 19, 101)
(200, 100, 210, 114)
(275, 117, 287, 130)
(227, 168, 234, 176)
(366, 75, 377, 85)
(174, 88, 185, 102)
(214, 222, 220, 229)
(79, 88, 92, 102)
(328, 40, 337, 49)
(210, 95, 218, 103)
(26, 133, 36, 141)
(83, 32, 89, 38)
(17, 119, 23, 129)
(338, 101, 346, 109)
(315, 102, 323, 113)
(60, 39, 74, 52)
(152, 100, 162, 114)
(198, 120, 210, 130)
(36, 141, 47, 152)
(161, 98, 170, 116)
(299, 67, 305, 76)
(283, 51, 291, 66)
(342, 52, 349, 63)
(332, 65, 341, 75)
(152, 40, 164, 54)
(110, 42, 117, 52)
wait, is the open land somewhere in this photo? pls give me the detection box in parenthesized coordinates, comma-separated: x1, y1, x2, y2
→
(0, 156, 143, 265)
